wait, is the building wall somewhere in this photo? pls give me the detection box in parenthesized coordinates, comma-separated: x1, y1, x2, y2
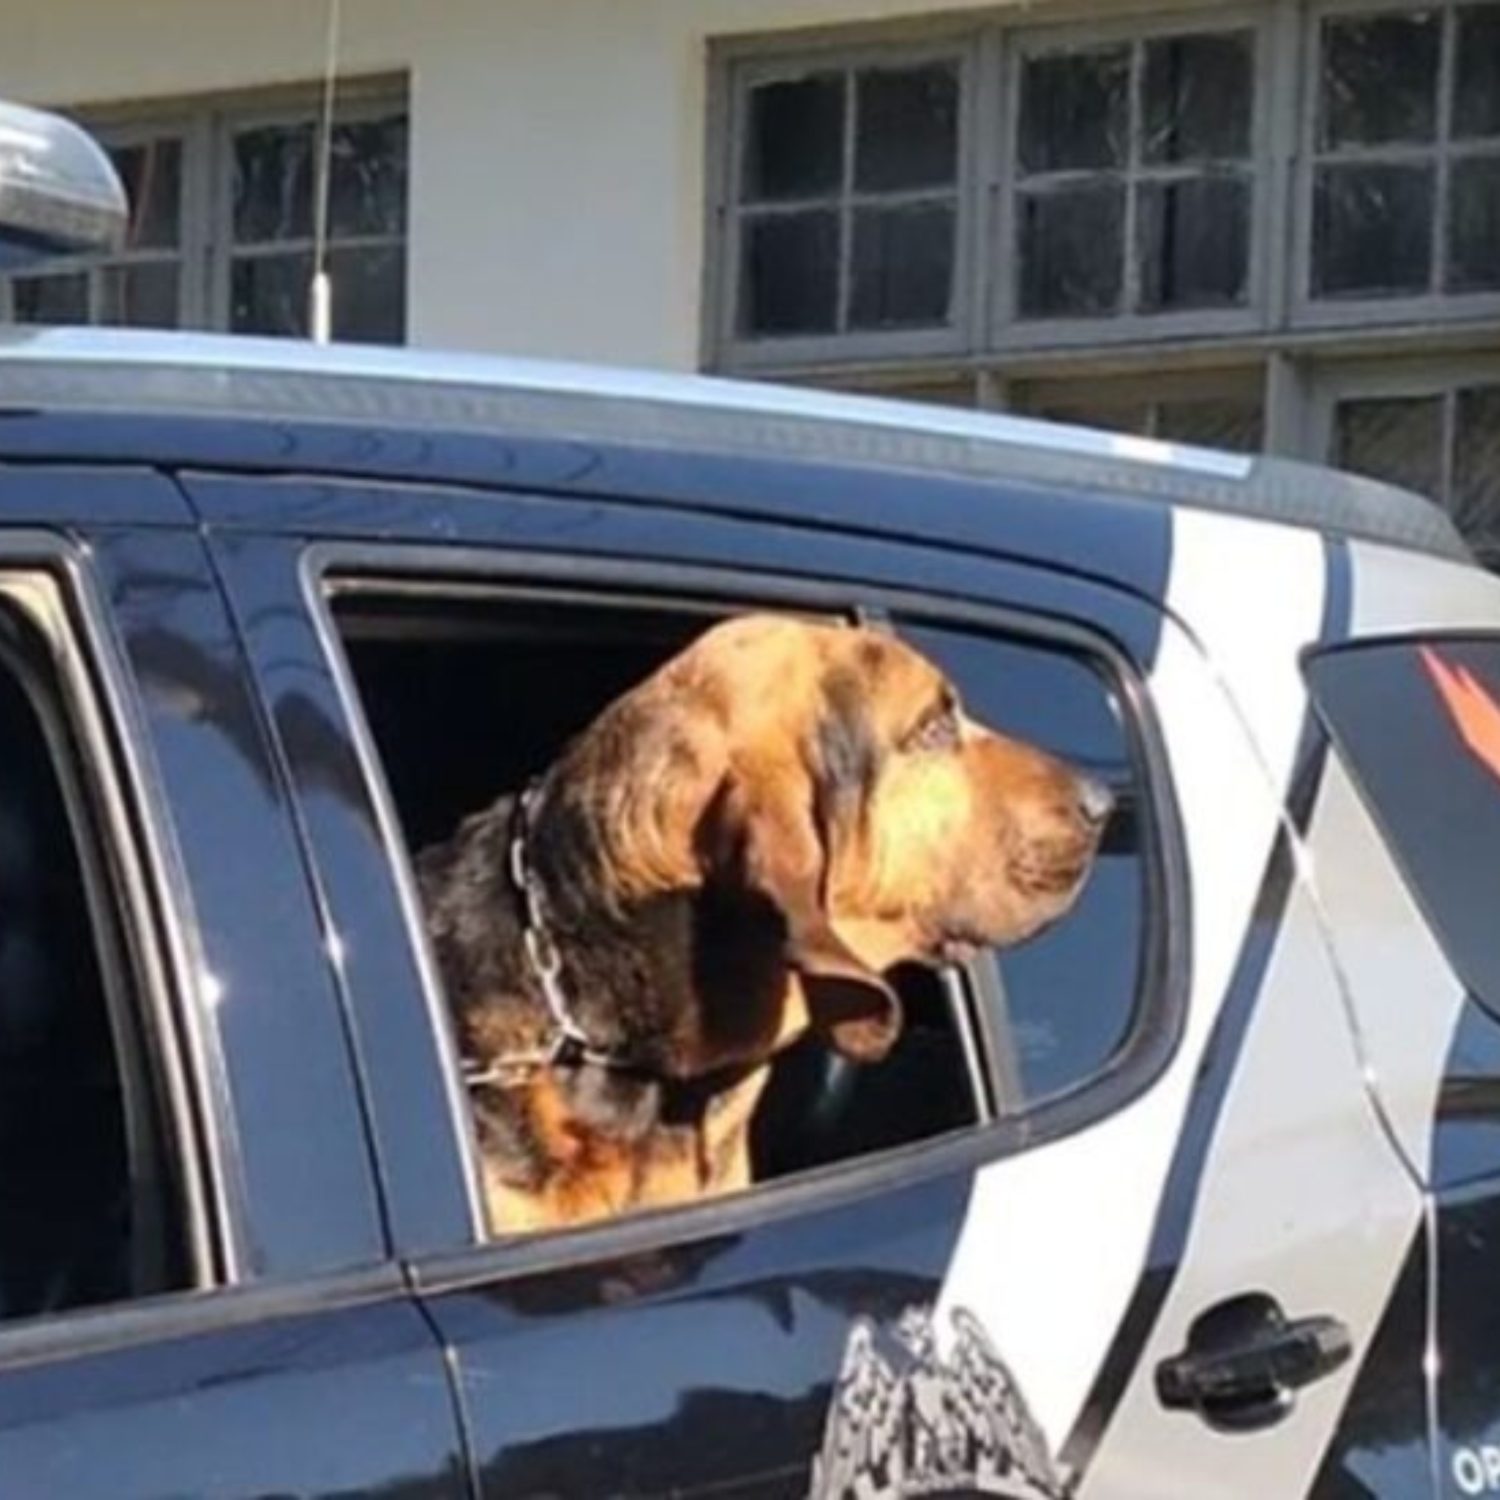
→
(0, 0, 1013, 367)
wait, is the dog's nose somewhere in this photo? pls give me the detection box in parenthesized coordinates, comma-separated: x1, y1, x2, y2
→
(1076, 776, 1114, 829)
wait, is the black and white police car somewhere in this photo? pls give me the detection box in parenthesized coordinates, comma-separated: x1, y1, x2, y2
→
(0, 98, 1494, 1500)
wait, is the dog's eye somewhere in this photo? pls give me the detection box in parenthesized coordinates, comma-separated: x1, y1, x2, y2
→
(903, 700, 961, 753)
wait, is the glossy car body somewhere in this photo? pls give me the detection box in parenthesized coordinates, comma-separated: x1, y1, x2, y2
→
(0, 328, 1493, 1499)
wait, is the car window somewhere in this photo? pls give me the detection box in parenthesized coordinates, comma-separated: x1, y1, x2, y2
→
(328, 584, 1148, 1234)
(897, 621, 1147, 1108)
(0, 585, 185, 1323)
(1307, 636, 1500, 1017)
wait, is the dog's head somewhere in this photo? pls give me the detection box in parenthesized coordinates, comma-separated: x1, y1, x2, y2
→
(542, 614, 1111, 1077)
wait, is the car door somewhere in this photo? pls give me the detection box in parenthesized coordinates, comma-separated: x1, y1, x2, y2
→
(203, 467, 1420, 1498)
(0, 468, 464, 1498)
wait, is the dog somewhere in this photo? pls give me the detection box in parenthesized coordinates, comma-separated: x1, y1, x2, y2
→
(415, 613, 1112, 1235)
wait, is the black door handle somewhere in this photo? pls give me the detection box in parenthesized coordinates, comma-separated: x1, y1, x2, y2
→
(1155, 1292, 1352, 1432)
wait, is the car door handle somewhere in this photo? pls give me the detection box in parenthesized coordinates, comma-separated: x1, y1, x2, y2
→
(1155, 1292, 1352, 1432)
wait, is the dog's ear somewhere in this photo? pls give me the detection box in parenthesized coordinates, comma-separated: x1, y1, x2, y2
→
(701, 749, 901, 1064)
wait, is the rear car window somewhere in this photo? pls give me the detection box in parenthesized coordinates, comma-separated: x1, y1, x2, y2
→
(1307, 637, 1500, 1017)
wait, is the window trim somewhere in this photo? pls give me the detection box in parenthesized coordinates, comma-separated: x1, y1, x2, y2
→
(0, 539, 222, 1357)
(304, 541, 1187, 1269)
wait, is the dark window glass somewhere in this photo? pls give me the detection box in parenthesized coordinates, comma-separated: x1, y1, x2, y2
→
(1308, 639, 1500, 1023)
(231, 252, 310, 336)
(849, 202, 954, 329)
(1454, 4, 1500, 140)
(328, 115, 409, 236)
(1313, 162, 1434, 297)
(1019, 46, 1129, 174)
(0, 609, 183, 1319)
(899, 624, 1145, 1106)
(1454, 385, 1500, 566)
(233, 122, 315, 243)
(1447, 157, 1500, 294)
(11, 273, 89, 325)
(854, 63, 959, 192)
(1319, 11, 1441, 148)
(739, 211, 839, 335)
(1137, 173, 1251, 311)
(1142, 32, 1254, 164)
(1336, 394, 1445, 499)
(1018, 182, 1124, 318)
(232, 246, 404, 342)
(110, 138, 181, 249)
(99, 263, 179, 329)
(743, 73, 845, 202)
(1156, 396, 1264, 451)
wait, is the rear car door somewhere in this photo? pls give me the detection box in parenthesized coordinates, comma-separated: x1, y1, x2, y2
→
(0, 469, 464, 1498)
(203, 469, 1421, 1498)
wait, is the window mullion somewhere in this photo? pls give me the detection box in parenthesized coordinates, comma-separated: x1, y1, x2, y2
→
(1433, 0, 1457, 295)
(837, 68, 858, 335)
(1122, 40, 1144, 317)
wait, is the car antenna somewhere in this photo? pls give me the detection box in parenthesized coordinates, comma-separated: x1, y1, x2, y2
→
(309, 0, 342, 344)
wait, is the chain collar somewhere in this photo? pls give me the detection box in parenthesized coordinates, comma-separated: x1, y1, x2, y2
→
(461, 779, 627, 1091)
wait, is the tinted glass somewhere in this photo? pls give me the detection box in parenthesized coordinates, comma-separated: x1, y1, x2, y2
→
(1308, 639, 1500, 1022)
(1454, 385, 1500, 567)
(11, 273, 88, 324)
(231, 251, 311, 336)
(233, 122, 315, 243)
(898, 623, 1145, 1106)
(1335, 394, 1445, 499)
(1454, 4, 1500, 140)
(739, 211, 839, 335)
(1136, 174, 1251, 311)
(110, 137, 181, 249)
(854, 62, 959, 192)
(1156, 396, 1264, 451)
(100, 263, 180, 329)
(1318, 11, 1440, 148)
(849, 202, 954, 329)
(328, 114, 408, 236)
(743, 73, 845, 202)
(1019, 46, 1129, 174)
(1018, 182, 1124, 317)
(1142, 32, 1253, 164)
(1447, 157, 1500, 294)
(1313, 162, 1434, 297)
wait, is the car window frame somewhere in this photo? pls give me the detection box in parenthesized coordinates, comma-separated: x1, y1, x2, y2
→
(303, 540, 1188, 1273)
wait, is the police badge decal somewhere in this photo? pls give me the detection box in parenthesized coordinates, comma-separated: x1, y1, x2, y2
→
(808, 1306, 1064, 1500)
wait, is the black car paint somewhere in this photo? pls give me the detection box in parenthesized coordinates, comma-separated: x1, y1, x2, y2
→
(0, 421, 1176, 1497)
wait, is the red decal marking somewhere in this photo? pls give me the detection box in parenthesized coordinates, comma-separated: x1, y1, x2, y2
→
(1420, 646, 1500, 786)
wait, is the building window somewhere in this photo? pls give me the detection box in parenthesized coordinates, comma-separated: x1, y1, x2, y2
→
(735, 55, 962, 341)
(1309, 1, 1500, 303)
(1334, 380, 1500, 564)
(1013, 28, 1256, 321)
(4, 80, 407, 344)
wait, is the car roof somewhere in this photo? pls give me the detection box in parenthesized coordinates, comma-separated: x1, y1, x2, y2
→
(0, 325, 1470, 566)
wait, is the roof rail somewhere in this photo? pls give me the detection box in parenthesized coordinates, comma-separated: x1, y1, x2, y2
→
(0, 327, 1472, 564)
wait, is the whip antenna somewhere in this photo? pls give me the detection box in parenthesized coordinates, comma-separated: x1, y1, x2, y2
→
(309, 0, 341, 343)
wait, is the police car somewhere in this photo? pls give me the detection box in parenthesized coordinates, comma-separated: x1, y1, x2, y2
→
(0, 100, 1494, 1500)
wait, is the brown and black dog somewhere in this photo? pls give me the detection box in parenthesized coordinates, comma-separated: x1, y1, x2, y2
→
(415, 614, 1111, 1235)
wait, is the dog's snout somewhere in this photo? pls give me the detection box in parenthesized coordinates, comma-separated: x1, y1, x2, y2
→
(1076, 775, 1114, 830)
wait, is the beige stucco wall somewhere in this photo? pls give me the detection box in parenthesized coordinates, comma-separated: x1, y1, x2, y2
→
(0, 0, 1010, 369)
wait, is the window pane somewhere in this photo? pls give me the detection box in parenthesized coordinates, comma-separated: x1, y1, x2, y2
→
(854, 62, 959, 193)
(110, 138, 181, 250)
(849, 201, 954, 329)
(234, 122, 315, 243)
(739, 210, 839, 335)
(1447, 157, 1500, 294)
(1137, 174, 1251, 311)
(1032, 400, 1153, 435)
(1018, 46, 1129, 174)
(329, 114, 408, 237)
(1454, 385, 1500, 566)
(11, 273, 88, 324)
(1319, 11, 1440, 148)
(743, 73, 844, 202)
(1142, 32, 1253, 164)
(99, 262, 180, 328)
(1336, 394, 1445, 499)
(327, 243, 405, 343)
(1156, 397, 1264, 451)
(231, 251, 311, 336)
(1018, 182, 1124, 318)
(899, 623, 1144, 1106)
(1313, 163, 1434, 297)
(1454, 4, 1500, 141)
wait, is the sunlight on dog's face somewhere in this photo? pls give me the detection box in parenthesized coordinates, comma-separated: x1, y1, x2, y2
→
(812, 628, 1113, 976)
